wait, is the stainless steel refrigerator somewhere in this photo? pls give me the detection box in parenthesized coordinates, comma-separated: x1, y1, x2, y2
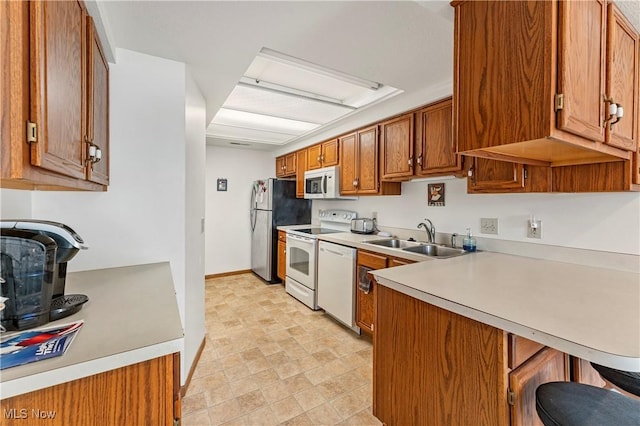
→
(250, 179, 311, 283)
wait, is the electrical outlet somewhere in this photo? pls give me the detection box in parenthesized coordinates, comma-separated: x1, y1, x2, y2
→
(527, 220, 542, 239)
(480, 218, 498, 234)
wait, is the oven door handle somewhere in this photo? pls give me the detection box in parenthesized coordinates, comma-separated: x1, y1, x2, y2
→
(286, 234, 314, 243)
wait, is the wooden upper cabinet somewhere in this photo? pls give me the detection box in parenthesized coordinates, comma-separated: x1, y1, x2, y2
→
(380, 97, 462, 181)
(339, 132, 358, 193)
(86, 16, 109, 185)
(356, 126, 379, 194)
(467, 157, 552, 194)
(556, 0, 607, 144)
(605, 3, 639, 152)
(380, 113, 415, 180)
(415, 97, 461, 176)
(340, 126, 401, 196)
(307, 139, 338, 170)
(30, 0, 87, 180)
(295, 148, 307, 198)
(275, 152, 296, 178)
(1, 1, 108, 191)
(453, 0, 637, 167)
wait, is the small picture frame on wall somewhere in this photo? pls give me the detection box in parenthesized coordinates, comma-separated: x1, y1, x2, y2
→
(217, 178, 227, 192)
(428, 183, 445, 206)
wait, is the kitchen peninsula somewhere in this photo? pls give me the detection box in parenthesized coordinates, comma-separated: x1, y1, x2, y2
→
(0, 262, 184, 426)
(371, 252, 639, 425)
(311, 231, 640, 425)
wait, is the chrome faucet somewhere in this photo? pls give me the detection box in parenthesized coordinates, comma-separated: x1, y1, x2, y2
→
(417, 219, 435, 243)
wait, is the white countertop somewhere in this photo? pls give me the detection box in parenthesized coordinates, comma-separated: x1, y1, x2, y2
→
(0, 262, 184, 399)
(371, 251, 640, 372)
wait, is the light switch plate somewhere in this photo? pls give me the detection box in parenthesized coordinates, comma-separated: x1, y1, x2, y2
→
(480, 218, 498, 234)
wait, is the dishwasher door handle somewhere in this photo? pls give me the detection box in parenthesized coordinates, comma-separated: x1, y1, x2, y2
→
(322, 247, 348, 257)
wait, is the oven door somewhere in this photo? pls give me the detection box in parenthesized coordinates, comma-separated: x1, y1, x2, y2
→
(286, 233, 316, 289)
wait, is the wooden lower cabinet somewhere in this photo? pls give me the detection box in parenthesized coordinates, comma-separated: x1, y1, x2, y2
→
(277, 231, 287, 281)
(571, 357, 606, 387)
(374, 284, 569, 426)
(0, 353, 180, 426)
(508, 347, 569, 426)
(355, 250, 387, 334)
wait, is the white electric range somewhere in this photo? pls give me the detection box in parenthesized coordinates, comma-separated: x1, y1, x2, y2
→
(285, 209, 357, 309)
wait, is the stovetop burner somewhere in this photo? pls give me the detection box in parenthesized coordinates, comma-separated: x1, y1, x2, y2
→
(294, 228, 343, 235)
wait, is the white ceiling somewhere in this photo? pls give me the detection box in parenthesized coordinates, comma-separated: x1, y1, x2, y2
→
(96, 1, 455, 150)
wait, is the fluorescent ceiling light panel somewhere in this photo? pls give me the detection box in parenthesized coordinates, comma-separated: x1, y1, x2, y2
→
(208, 47, 401, 147)
(213, 108, 319, 135)
(206, 123, 294, 145)
(223, 85, 352, 123)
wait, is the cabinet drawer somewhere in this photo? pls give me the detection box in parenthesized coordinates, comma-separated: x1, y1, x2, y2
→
(357, 250, 388, 270)
(278, 231, 287, 242)
(508, 334, 545, 370)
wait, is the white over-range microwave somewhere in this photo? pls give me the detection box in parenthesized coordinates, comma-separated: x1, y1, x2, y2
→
(304, 166, 352, 199)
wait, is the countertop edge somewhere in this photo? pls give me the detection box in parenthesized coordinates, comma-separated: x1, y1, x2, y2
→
(0, 338, 183, 399)
(374, 275, 640, 372)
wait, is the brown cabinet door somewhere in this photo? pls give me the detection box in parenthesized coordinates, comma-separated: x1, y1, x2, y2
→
(306, 144, 322, 170)
(86, 17, 109, 185)
(467, 157, 525, 192)
(339, 132, 358, 194)
(416, 98, 460, 176)
(557, 0, 607, 143)
(509, 347, 568, 426)
(380, 113, 414, 180)
(321, 138, 339, 167)
(356, 250, 387, 334)
(30, 0, 87, 180)
(296, 149, 307, 198)
(453, 0, 553, 154)
(468, 157, 552, 193)
(571, 357, 606, 387)
(605, 3, 639, 152)
(356, 126, 379, 194)
(284, 152, 297, 176)
(275, 156, 285, 177)
(277, 240, 286, 281)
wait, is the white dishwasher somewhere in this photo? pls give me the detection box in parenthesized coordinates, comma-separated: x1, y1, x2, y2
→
(317, 240, 358, 331)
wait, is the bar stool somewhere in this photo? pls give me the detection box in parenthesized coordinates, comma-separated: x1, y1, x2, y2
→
(536, 381, 640, 426)
(590, 362, 640, 398)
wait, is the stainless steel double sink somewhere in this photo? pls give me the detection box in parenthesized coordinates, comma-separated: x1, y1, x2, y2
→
(363, 238, 469, 259)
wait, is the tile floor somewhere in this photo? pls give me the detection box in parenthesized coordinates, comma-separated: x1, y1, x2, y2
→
(181, 273, 382, 426)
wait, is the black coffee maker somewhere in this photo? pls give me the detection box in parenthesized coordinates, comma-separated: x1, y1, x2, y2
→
(0, 220, 89, 331)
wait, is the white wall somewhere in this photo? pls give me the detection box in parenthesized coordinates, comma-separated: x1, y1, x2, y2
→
(183, 69, 206, 379)
(314, 177, 640, 255)
(205, 146, 273, 275)
(1, 189, 32, 218)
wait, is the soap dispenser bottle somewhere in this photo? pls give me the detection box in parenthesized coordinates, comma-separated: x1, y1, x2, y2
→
(463, 227, 477, 252)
